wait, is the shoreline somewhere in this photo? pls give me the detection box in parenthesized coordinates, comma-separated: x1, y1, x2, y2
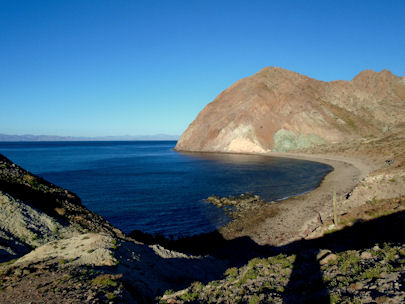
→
(1, 140, 404, 302)
(218, 150, 375, 246)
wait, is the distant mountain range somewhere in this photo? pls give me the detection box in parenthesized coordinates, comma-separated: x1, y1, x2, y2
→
(0, 134, 179, 142)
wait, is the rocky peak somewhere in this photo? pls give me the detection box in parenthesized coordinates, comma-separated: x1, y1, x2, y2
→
(353, 68, 394, 81)
(176, 67, 405, 153)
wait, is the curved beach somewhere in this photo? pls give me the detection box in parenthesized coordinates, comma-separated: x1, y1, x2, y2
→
(220, 151, 374, 246)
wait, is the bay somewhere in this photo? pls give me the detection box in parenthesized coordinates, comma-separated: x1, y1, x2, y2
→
(0, 141, 333, 237)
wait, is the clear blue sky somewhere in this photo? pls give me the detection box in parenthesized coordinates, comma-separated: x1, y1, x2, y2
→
(1, 0, 404, 137)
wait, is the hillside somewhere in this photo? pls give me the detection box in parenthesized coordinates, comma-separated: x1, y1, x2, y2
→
(0, 154, 225, 303)
(175, 68, 405, 153)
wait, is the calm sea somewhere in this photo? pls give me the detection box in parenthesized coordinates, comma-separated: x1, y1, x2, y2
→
(0, 141, 332, 237)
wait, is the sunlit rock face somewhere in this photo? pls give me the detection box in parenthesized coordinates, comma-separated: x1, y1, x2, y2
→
(175, 67, 405, 153)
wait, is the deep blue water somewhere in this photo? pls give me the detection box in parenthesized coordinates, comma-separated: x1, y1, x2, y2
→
(0, 141, 332, 237)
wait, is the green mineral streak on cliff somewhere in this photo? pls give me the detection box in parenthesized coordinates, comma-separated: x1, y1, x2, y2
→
(297, 133, 325, 148)
(273, 129, 325, 152)
(273, 129, 297, 152)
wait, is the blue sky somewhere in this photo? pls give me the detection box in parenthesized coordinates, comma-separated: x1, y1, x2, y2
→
(1, 0, 404, 137)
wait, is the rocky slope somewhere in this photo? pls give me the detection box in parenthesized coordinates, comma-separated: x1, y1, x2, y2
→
(175, 67, 405, 153)
(0, 154, 123, 262)
(160, 194, 405, 304)
(161, 242, 405, 304)
(0, 154, 226, 303)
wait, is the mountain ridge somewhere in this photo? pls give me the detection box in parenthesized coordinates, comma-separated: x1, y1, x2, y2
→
(175, 67, 405, 153)
(0, 133, 179, 142)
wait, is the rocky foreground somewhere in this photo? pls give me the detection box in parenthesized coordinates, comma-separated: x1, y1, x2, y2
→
(162, 194, 405, 304)
(162, 243, 404, 304)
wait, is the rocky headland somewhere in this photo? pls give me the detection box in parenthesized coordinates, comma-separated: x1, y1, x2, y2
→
(175, 67, 405, 153)
(1, 67, 405, 303)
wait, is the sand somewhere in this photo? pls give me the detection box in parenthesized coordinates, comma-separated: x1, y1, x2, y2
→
(223, 151, 376, 246)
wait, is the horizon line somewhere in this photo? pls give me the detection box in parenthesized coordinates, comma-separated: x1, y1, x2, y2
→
(0, 133, 180, 142)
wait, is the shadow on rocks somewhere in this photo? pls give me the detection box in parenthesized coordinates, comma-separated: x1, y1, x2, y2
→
(130, 210, 405, 303)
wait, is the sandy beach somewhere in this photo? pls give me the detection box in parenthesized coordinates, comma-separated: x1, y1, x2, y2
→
(220, 151, 377, 246)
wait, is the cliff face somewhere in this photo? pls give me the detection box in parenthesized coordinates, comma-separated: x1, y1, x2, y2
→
(0, 154, 124, 261)
(175, 67, 405, 153)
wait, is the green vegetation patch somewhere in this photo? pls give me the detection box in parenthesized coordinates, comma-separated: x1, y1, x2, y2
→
(267, 253, 295, 268)
(324, 243, 402, 291)
(179, 291, 198, 302)
(224, 267, 238, 280)
(161, 241, 404, 304)
(0, 259, 16, 267)
(92, 274, 118, 288)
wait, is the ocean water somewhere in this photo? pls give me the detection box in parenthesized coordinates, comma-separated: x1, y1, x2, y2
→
(0, 141, 332, 237)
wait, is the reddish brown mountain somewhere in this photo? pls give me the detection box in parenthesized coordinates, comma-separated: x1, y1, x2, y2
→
(175, 67, 405, 153)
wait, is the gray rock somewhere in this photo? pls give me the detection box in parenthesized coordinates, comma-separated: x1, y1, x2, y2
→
(316, 249, 332, 261)
(360, 251, 373, 259)
(319, 253, 337, 265)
